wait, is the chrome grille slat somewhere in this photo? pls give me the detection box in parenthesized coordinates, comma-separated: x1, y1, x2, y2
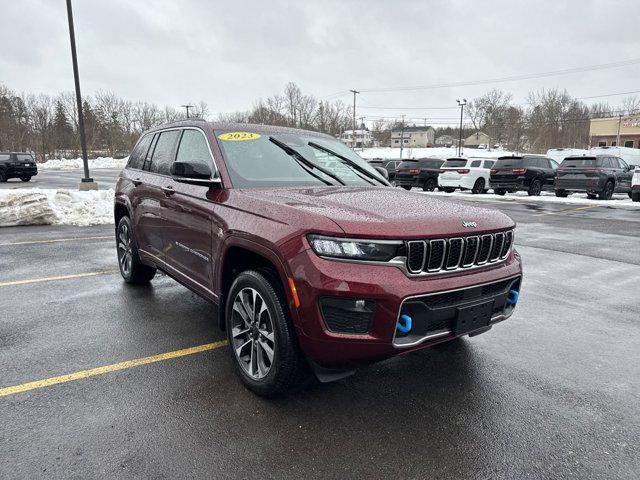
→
(405, 230, 513, 276)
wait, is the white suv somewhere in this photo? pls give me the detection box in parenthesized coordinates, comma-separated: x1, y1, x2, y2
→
(632, 165, 640, 202)
(438, 157, 494, 194)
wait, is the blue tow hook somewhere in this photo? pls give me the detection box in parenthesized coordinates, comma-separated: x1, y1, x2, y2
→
(397, 314, 412, 333)
(507, 289, 519, 305)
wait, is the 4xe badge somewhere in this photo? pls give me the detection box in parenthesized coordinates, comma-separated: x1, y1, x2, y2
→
(462, 221, 477, 228)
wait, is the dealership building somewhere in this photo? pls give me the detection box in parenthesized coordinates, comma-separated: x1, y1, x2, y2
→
(589, 114, 640, 148)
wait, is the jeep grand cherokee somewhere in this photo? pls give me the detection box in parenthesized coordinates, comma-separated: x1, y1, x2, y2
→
(114, 121, 523, 396)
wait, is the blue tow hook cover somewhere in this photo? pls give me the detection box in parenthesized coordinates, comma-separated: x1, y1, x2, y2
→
(397, 314, 412, 333)
(507, 289, 519, 305)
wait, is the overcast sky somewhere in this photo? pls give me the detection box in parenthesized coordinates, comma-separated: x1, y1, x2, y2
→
(2, 0, 640, 125)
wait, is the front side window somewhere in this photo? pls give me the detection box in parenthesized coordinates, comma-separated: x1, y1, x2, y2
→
(616, 157, 629, 169)
(149, 130, 181, 175)
(216, 131, 383, 188)
(175, 129, 215, 172)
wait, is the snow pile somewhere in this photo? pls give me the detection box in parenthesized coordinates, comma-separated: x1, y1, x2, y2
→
(358, 147, 515, 160)
(0, 188, 115, 227)
(39, 156, 128, 170)
(420, 189, 640, 209)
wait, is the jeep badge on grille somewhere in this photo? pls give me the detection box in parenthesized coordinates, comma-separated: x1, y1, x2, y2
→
(462, 221, 478, 228)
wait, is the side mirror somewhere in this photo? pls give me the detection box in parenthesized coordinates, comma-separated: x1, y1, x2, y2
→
(373, 165, 389, 180)
(170, 161, 221, 187)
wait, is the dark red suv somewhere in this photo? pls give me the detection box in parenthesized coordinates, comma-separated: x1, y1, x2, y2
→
(114, 121, 522, 396)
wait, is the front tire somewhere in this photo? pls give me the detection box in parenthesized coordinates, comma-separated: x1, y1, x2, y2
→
(471, 178, 485, 194)
(116, 216, 156, 284)
(226, 270, 310, 397)
(528, 178, 542, 196)
(422, 178, 437, 191)
(598, 181, 614, 200)
(0, 170, 7, 183)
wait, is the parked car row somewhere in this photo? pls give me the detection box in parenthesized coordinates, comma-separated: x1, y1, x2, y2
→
(367, 153, 638, 200)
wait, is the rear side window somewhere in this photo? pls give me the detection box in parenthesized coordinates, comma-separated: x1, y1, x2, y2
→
(0, 153, 11, 161)
(149, 130, 181, 175)
(523, 157, 540, 168)
(470, 160, 482, 168)
(127, 134, 152, 170)
(175, 129, 214, 171)
(483, 160, 495, 169)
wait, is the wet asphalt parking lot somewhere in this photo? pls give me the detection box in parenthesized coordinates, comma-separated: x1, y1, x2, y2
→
(1, 174, 639, 479)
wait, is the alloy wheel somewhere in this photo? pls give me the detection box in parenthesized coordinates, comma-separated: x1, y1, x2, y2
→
(231, 287, 276, 379)
(117, 223, 133, 277)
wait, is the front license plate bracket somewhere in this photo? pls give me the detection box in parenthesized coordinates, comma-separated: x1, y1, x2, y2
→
(454, 301, 494, 336)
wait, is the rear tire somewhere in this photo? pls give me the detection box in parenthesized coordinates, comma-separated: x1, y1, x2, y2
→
(116, 216, 156, 284)
(632, 191, 640, 202)
(494, 188, 506, 196)
(598, 181, 614, 200)
(0, 170, 7, 183)
(422, 178, 437, 191)
(471, 178, 485, 194)
(555, 189, 569, 197)
(225, 270, 310, 397)
(20, 176, 31, 182)
(528, 179, 542, 196)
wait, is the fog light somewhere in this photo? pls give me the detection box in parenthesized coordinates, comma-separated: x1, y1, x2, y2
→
(320, 297, 376, 334)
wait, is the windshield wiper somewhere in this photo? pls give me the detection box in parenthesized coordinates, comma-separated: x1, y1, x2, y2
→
(269, 137, 344, 186)
(307, 141, 390, 186)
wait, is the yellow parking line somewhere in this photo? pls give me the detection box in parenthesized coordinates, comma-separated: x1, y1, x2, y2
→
(0, 270, 117, 287)
(0, 235, 112, 247)
(0, 340, 228, 398)
(533, 204, 600, 217)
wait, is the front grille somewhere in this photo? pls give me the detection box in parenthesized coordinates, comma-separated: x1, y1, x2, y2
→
(405, 230, 513, 275)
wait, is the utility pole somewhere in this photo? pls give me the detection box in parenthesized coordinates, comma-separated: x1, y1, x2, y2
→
(350, 89, 359, 148)
(66, 0, 96, 190)
(457, 99, 467, 157)
(616, 114, 622, 147)
(399, 114, 405, 160)
(181, 104, 195, 119)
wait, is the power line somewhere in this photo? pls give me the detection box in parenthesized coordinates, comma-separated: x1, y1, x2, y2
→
(357, 58, 640, 93)
(357, 89, 640, 111)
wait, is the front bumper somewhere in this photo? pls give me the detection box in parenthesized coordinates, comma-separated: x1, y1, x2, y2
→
(289, 246, 523, 368)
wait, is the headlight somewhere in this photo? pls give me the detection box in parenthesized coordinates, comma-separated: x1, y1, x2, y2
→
(308, 234, 401, 262)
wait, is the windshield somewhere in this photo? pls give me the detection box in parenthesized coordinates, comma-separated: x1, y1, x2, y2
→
(442, 159, 467, 168)
(216, 130, 382, 188)
(560, 158, 597, 168)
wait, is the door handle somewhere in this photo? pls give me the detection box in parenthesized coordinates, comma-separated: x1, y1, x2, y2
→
(132, 178, 142, 187)
(161, 185, 175, 196)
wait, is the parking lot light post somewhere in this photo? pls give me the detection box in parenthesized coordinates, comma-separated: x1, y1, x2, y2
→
(456, 99, 466, 157)
(66, 0, 97, 191)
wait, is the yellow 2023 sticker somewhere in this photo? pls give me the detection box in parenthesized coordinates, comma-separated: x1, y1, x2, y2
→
(218, 132, 261, 141)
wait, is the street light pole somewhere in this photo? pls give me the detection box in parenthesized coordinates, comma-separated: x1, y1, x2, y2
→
(65, 0, 96, 190)
(456, 99, 467, 157)
(350, 89, 359, 148)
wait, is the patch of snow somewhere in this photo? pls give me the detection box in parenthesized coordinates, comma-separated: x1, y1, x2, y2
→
(358, 147, 516, 160)
(417, 189, 640, 209)
(39, 156, 128, 170)
(0, 188, 115, 227)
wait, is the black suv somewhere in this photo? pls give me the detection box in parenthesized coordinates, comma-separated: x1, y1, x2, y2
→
(395, 157, 444, 191)
(0, 152, 38, 182)
(489, 155, 558, 196)
(367, 158, 401, 184)
(554, 155, 634, 200)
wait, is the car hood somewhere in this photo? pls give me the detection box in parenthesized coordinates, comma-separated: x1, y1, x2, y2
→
(237, 186, 514, 238)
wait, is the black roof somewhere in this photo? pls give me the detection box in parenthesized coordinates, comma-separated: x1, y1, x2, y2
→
(143, 120, 333, 139)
